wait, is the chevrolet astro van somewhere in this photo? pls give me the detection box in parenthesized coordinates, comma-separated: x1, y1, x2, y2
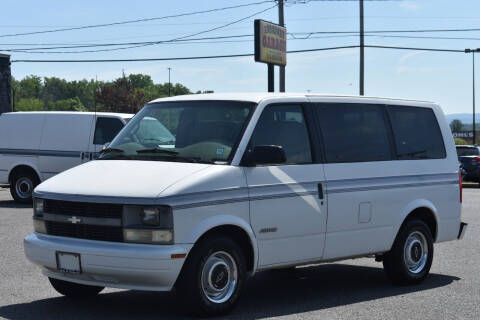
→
(24, 93, 467, 316)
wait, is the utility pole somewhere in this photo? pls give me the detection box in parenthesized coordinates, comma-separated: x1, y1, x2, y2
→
(168, 67, 171, 97)
(278, 0, 285, 92)
(359, 0, 365, 96)
(465, 48, 480, 145)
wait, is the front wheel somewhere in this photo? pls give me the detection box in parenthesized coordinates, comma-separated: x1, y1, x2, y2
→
(49, 278, 104, 298)
(383, 219, 434, 285)
(177, 237, 247, 316)
(10, 171, 39, 203)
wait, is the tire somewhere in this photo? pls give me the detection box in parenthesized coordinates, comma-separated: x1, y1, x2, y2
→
(176, 236, 247, 317)
(10, 170, 39, 203)
(49, 278, 104, 298)
(383, 219, 434, 285)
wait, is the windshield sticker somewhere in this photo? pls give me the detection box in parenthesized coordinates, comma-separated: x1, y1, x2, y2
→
(216, 147, 225, 155)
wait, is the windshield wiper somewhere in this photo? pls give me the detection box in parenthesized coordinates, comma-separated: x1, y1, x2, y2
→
(99, 147, 124, 155)
(135, 148, 211, 163)
(136, 148, 179, 155)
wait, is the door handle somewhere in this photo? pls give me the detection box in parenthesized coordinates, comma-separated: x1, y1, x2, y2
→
(317, 183, 324, 200)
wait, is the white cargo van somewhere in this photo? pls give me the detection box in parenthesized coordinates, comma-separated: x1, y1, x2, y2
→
(24, 94, 466, 316)
(0, 111, 133, 202)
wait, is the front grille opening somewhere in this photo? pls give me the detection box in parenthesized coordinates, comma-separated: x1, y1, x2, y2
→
(44, 199, 123, 219)
(46, 221, 124, 242)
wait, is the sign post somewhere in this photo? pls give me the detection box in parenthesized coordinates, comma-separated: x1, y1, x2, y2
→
(254, 20, 287, 93)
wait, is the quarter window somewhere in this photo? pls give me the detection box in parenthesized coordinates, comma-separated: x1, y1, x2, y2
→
(93, 117, 125, 145)
(317, 104, 393, 163)
(387, 105, 446, 159)
(248, 105, 313, 164)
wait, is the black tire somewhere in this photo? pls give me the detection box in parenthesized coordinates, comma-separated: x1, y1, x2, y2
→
(49, 278, 104, 298)
(383, 219, 434, 285)
(10, 170, 39, 203)
(176, 236, 247, 317)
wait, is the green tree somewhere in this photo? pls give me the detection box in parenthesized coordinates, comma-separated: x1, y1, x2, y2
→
(15, 98, 44, 111)
(454, 137, 467, 145)
(450, 119, 463, 132)
(16, 75, 43, 100)
(45, 97, 87, 112)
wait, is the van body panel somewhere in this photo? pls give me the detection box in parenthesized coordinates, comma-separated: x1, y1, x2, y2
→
(0, 112, 133, 187)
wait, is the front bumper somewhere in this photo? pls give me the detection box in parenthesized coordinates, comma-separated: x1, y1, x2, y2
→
(24, 233, 192, 291)
(458, 222, 468, 240)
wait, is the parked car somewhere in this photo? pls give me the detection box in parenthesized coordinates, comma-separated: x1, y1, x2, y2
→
(24, 94, 466, 316)
(456, 145, 480, 185)
(0, 111, 133, 202)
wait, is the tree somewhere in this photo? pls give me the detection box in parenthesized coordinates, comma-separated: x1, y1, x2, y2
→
(94, 75, 147, 113)
(16, 75, 43, 100)
(454, 137, 467, 145)
(15, 98, 44, 111)
(450, 119, 463, 132)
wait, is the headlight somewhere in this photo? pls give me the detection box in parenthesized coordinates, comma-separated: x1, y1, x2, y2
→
(33, 198, 44, 216)
(141, 208, 161, 226)
(33, 218, 47, 234)
(124, 229, 173, 244)
(123, 205, 173, 244)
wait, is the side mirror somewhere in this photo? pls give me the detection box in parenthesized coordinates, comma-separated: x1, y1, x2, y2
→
(103, 142, 111, 150)
(241, 145, 286, 166)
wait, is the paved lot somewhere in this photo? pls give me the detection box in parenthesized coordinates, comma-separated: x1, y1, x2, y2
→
(0, 185, 478, 320)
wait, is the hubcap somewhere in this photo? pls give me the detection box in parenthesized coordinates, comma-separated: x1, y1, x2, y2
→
(404, 231, 428, 274)
(15, 177, 33, 199)
(201, 251, 238, 304)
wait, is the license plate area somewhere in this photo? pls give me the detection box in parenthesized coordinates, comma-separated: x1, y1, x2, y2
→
(56, 251, 82, 274)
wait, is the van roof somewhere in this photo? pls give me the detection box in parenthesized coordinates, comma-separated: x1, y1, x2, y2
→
(2, 111, 133, 119)
(149, 92, 435, 105)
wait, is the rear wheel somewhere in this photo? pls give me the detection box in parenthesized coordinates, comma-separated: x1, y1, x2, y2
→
(10, 170, 39, 203)
(383, 219, 434, 285)
(49, 278, 104, 298)
(177, 236, 247, 316)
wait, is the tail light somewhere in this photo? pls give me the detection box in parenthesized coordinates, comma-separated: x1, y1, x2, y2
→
(459, 171, 463, 203)
(473, 157, 480, 163)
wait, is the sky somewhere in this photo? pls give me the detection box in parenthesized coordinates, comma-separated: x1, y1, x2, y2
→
(2, 0, 480, 115)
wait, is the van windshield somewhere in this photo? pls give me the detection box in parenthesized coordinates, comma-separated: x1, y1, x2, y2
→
(99, 101, 255, 164)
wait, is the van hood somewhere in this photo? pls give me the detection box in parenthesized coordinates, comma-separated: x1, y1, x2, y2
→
(35, 160, 211, 199)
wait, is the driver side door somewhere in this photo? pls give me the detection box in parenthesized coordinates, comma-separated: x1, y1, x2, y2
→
(243, 104, 328, 268)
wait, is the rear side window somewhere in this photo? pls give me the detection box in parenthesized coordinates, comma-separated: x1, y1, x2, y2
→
(248, 105, 313, 164)
(317, 104, 392, 163)
(93, 117, 125, 145)
(387, 106, 446, 160)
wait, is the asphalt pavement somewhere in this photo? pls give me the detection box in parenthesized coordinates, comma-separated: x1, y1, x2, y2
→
(0, 185, 478, 319)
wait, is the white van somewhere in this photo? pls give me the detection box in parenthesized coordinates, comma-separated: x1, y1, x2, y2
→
(24, 94, 466, 316)
(0, 111, 133, 202)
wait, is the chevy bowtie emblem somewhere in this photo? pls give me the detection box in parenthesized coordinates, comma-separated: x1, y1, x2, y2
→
(67, 216, 82, 224)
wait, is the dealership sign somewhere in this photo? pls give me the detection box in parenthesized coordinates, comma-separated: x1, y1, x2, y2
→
(254, 19, 287, 66)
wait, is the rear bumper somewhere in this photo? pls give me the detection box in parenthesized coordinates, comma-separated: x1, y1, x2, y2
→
(461, 167, 480, 182)
(24, 233, 192, 291)
(458, 222, 468, 240)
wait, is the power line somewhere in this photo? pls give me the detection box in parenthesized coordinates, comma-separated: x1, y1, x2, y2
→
(3, 26, 480, 51)
(364, 45, 464, 53)
(15, 4, 276, 54)
(0, 1, 274, 38)
(4, 26, 480, 54)
(10, 45, 466, 63)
